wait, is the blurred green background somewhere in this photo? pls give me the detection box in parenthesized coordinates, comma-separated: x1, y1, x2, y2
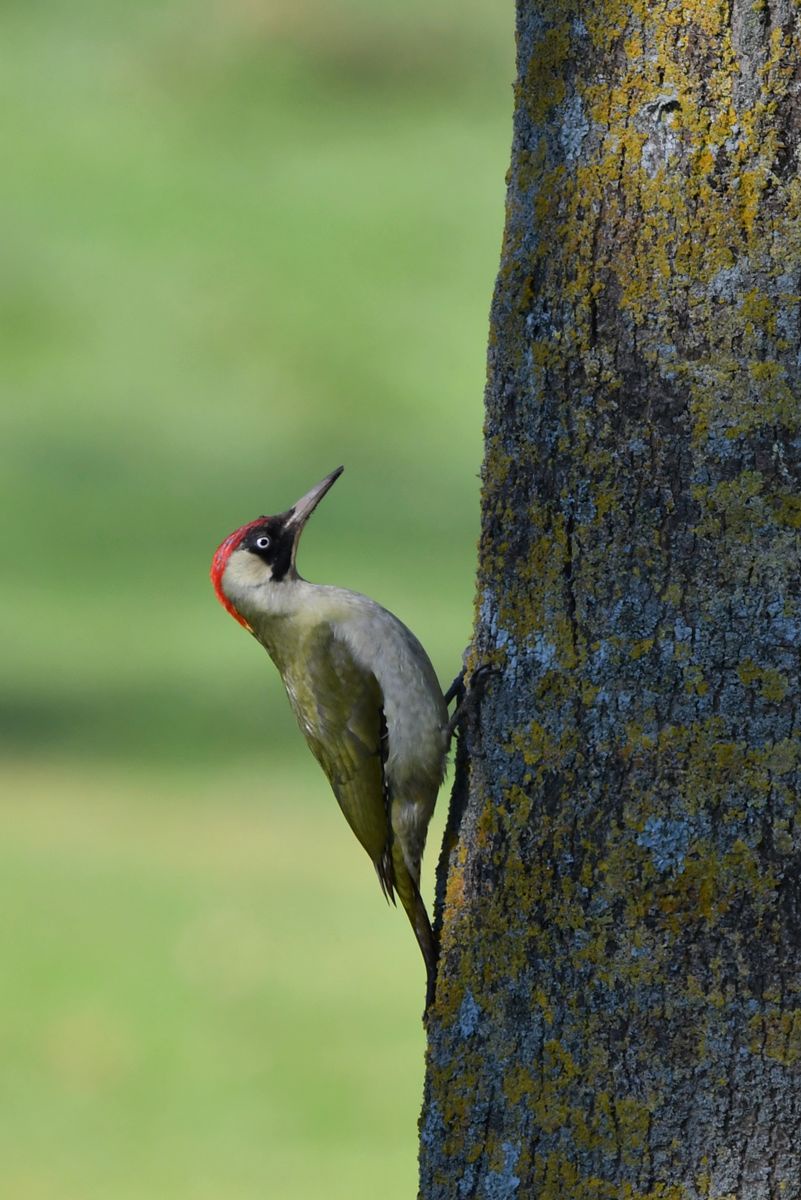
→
(0, 2, 511, 1196)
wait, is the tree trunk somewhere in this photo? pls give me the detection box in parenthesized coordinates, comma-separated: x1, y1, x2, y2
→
(420, 3, 801, 1197)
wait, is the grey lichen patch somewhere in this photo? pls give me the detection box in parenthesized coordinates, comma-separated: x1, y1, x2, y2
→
(458, 990, 482, 1039)
(731, 0, 772, 110)
(636, 816, 692, 874)
(483, 1143, 521, 1199)
(571, 16, 588, 41)
(558, 92, 590, 163)
(709, 265, 744, 303)
(420, 1098, 445, 1149)
(637, 92, 682, 177)
(458, 1165, 477, 1197)
(479, 588, 521, 674)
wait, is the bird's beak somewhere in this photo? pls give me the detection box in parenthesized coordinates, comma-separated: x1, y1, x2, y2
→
(287, 466, 344, 532)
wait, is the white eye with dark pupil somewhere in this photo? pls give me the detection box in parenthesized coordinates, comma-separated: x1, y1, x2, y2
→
(254, 536, 271, 550)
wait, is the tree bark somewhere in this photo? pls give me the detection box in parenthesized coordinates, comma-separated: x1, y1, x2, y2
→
(420, 3, 801, 1197)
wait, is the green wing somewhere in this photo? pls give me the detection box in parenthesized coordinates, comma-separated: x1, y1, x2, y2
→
(277, 623, 438, 999)
(286, 627, 395, 898)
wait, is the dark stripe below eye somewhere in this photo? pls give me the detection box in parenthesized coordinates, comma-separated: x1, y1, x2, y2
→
(268, 535, 293, 582)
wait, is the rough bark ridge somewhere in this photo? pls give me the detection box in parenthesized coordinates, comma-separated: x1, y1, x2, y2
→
(421, 2, 801, 1197)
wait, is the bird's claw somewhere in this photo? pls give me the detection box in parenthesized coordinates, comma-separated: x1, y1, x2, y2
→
(444, 672, 466, 709)
(445, 660, 498, 743)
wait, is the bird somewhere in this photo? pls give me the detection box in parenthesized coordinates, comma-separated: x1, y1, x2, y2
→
(210, 466, 449, 1008)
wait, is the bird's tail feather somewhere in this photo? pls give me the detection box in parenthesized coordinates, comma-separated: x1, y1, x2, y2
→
(391, 841, 438, 1010)
(375, 847, 396, 905)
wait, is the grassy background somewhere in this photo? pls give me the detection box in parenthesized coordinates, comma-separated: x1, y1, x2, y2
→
(0, 3, 511, 1196)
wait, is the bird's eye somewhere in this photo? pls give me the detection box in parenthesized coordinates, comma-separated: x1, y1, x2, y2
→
(254, 535, 271, 550)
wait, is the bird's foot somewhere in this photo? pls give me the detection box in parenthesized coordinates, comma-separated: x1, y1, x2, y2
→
(445, 662, 497, 745)
(443, 670, 466, 709)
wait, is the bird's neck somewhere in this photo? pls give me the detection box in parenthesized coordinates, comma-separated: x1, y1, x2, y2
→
(228, 576, 306, 625)
(244, 581, 354, 671)
(235, 578, 355, 630)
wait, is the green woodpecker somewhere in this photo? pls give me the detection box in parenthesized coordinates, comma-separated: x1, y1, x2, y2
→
(210, 467, 448, 1006)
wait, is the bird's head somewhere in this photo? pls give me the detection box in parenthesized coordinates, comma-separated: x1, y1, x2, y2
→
(210, 466, 344, 630)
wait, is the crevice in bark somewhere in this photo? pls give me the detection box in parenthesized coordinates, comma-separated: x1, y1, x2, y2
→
(432, 719, 471, 940)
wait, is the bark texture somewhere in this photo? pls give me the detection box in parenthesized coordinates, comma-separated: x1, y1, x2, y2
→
(421, 3, 801, 1197)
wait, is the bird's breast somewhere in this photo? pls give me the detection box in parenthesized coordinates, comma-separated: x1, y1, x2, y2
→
(249, 586, 448, 783)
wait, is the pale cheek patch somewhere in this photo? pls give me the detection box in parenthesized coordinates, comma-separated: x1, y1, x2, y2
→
(224, 550, 273, 590)
(212, 550, 272, 631)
